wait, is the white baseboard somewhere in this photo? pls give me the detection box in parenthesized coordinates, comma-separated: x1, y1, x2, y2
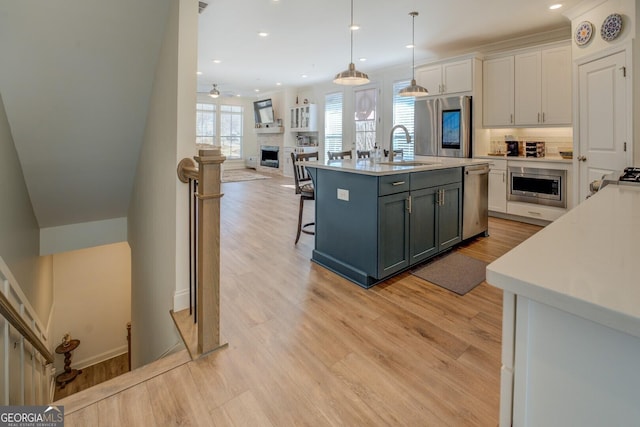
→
(173, 288, 191, 312)
(60, 345, 128, 372)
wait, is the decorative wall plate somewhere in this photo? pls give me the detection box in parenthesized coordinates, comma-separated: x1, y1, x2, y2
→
(601, 13, 623, 41)
(574, 21, 593, 46)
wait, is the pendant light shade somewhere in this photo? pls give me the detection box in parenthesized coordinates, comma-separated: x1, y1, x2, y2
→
(334, 0, 369, 85)
(209, 84, 220, 98)
(399, 12, 429, 97)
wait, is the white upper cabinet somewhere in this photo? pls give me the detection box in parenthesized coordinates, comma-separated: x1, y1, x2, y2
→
(515, 51, 542, 125)
(540, 45, 572, 125)
(484, 43, 571, 127)
(290, 104, 318, 132)
(483, 56, 515, 127)
(416, 58, 473, 97)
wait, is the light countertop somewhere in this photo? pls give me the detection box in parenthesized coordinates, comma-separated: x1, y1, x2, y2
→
(304, 156, 491, 176)
(486, 184, 640, 338)
(475, 154, 572, 164)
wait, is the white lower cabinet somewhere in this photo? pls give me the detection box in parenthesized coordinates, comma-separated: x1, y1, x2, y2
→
(506, 201, 566, 222)
(488, 159, 507, 213)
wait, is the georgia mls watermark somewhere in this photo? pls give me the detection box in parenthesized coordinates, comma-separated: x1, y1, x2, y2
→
(0, 406, 63, 427)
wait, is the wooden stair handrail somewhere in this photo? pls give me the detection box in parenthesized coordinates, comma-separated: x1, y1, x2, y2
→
(0, 291, 54, 364)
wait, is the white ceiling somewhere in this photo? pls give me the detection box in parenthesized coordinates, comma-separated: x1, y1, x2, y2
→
(196, 0, 579, 97)
(0, 0, 578, 229)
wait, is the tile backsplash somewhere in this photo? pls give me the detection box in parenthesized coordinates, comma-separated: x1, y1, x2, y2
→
(486, 128, 573, 156)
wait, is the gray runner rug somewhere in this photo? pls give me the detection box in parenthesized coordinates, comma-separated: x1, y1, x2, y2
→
(411, 252, 488, 295)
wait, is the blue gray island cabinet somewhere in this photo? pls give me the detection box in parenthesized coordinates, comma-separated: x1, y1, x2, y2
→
(304, 158, 482, 288)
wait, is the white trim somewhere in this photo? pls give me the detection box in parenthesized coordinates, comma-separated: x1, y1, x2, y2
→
(173, 288, 190, 312)
(52, 345, 128, 373)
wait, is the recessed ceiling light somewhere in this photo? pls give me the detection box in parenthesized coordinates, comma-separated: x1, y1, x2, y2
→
(255, 89, 260, 92)
(406, 44, 415, 49)
(350, 24, 360, 31)
(549, 4, 562, 10)
(301, 74, 308, 78)
(276, 82, 282, 86)
(258, 32, 269, 37)
(359, 57, 367, 62)
(196, 71, 203, 75)
(212, 59, 221, 64)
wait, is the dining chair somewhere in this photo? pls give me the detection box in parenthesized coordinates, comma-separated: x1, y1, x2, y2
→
(356, 150, 371, 159)
(291, 151, 318, 244)
(327, 150, 352, 160)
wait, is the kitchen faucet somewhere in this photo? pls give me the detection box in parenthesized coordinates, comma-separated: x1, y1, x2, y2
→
(389, 124, 411, 162)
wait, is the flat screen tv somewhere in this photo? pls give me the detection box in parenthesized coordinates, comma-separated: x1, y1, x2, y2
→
(253, 98, 275, 126)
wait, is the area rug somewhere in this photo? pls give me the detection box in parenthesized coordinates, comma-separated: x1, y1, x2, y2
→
(411, 252, 488, 295)
(222, 169, 271, 183)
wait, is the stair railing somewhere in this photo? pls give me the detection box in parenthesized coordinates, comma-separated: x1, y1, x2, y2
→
(177, 148, 227, 356)
(0, 257, 54, 405)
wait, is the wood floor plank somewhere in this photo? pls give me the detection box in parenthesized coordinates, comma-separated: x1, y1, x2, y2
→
(60, 175, 541, 426)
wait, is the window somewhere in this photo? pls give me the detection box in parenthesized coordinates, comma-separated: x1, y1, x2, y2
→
(324, 92, 343, 154)
(196, 103, 216, 145)
(196, 102, 244, 159)
(354, 87, 377, 152)
(392, 80, 415, 159)
(220, 105, 243, 159)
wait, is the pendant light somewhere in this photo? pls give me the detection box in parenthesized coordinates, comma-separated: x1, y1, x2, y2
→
(209, 84, 220, 98)
(399, 12, 429, 97)
(333, 0, 369, 85)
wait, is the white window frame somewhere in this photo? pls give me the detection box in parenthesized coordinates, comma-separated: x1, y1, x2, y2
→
(392, 80, 415, 159)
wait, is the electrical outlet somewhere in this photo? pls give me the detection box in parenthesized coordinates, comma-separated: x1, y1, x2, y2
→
(337, 188, 349, 201)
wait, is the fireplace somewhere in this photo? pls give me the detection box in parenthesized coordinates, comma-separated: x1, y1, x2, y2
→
(260, 145, 279, 168)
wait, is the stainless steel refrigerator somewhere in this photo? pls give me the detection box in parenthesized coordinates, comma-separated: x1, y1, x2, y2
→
(414, 95, 472, 158)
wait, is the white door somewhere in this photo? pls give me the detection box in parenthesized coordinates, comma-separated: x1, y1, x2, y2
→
(577, 51, 630, 202)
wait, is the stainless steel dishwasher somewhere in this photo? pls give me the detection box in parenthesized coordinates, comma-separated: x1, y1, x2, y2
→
(462, 164, 489, 240)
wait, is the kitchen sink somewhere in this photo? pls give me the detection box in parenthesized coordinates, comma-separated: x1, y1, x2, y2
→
(377, 161, 436, 166)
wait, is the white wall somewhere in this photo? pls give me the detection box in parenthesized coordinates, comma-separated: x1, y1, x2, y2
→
(40, 217, 127, 256)
(51, 242, 131, 372)
(128, 0, 197, 368)
(0, 92, 53, 327)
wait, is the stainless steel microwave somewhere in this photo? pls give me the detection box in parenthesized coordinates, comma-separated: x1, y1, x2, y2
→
(508, 166, 566, 208)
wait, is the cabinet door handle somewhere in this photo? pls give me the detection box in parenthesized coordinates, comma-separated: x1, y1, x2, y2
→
(502, 172, 505, 183)
(391, 181, 406, 186)
(538, 113, 540, 123)
(407, 196, 412, 214)
(441, 189, 445, 206)
(510, 114, 514, 124)
(542, 112, 545, 123)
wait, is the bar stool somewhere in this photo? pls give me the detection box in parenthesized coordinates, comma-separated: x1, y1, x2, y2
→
(291, 151, 318, 244)
(327, 150, 352, 160)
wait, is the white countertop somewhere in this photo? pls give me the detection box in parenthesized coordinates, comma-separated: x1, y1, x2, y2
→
(475, 154, 572, 164)
(487, 184, 640, 338)
(304, 156, 491, 176)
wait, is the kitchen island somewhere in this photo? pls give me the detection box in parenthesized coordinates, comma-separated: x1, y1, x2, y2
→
(304, 156, 490, 288)
(486, 183, 640, 426)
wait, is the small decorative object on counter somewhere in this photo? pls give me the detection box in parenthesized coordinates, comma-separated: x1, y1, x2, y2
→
(61, 333, 72, 347)
(525, 141, 545, 158)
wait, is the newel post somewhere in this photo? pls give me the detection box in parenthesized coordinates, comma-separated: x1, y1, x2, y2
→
(194, 148, 226, 354)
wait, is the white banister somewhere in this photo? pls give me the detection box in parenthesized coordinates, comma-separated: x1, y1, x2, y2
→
(0, 257, 53, 405)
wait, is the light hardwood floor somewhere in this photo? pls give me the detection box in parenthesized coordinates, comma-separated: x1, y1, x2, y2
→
(53, 353, 129, 401)
(63, 173, 541, 426)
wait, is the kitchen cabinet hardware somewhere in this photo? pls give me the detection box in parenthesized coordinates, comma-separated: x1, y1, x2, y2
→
(406, 196, 412, 214)
(577, 155, 587, 162)
(392, 181, 406, 186)
(620, 66, 626, 77)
